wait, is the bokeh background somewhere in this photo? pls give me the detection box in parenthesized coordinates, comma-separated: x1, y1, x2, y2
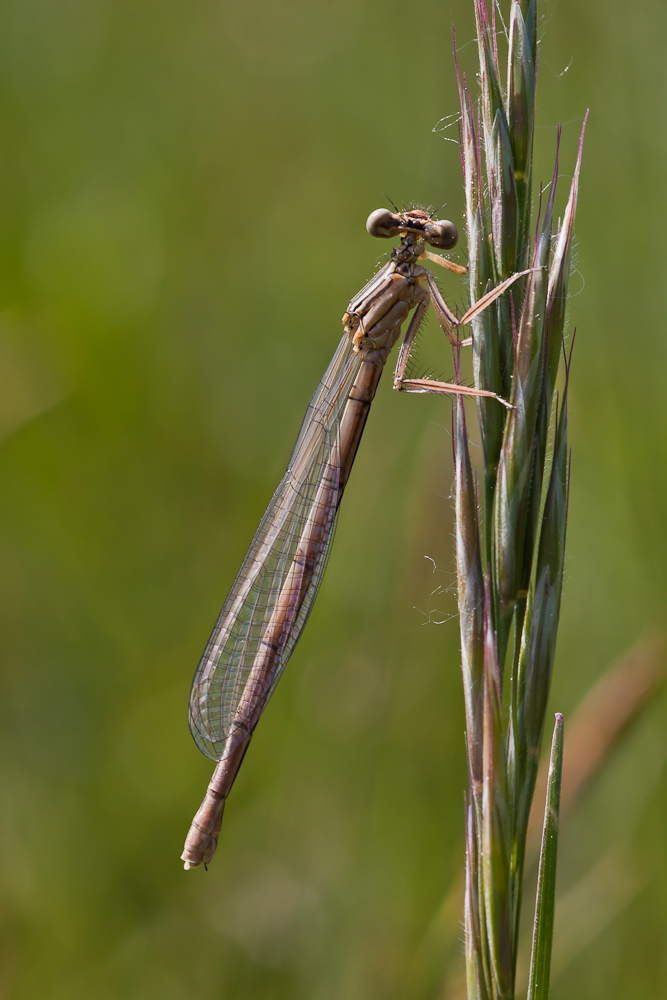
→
(0, 0, 665, 997)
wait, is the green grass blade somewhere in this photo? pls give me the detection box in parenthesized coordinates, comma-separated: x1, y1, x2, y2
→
(527, 714, 564, 1000)
(454, 398, 485, 792)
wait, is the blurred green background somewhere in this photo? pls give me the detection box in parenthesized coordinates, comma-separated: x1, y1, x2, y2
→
(0, 0, 665, 997)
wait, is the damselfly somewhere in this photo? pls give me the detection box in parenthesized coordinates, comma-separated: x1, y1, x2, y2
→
(181, 208, 531, 868)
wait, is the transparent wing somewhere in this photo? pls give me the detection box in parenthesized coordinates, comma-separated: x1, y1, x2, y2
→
(189, 332, 362, 761)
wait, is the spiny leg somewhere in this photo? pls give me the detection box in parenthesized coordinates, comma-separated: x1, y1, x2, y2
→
(424, 265, 540, 348)
(424, 271, 458, 345)
(396, 377, 513, 409)
(455, 267, 537, 328)
(419, 249, 468, 275)
(393, 298, 430, 389)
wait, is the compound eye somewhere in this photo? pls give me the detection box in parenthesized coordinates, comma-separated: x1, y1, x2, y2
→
(427, 220, 458, 250)
(366, 208, 402, 239)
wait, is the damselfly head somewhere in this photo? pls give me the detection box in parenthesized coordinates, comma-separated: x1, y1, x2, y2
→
(366, 208, 458, 250)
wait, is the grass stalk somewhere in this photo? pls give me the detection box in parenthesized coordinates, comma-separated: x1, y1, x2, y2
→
(450, 3, 586, 997)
